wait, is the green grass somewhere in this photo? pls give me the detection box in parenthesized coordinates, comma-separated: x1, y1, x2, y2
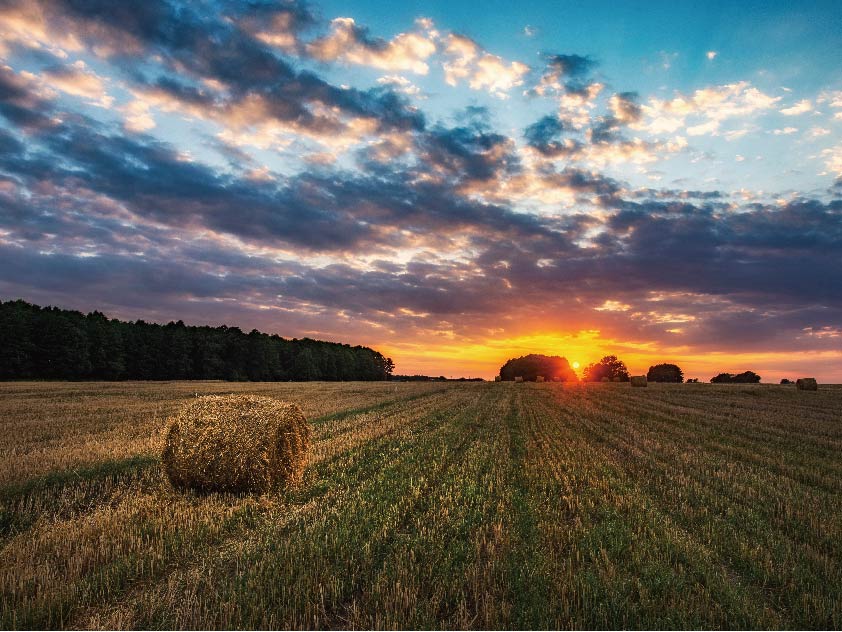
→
(1, 381, 840, 629)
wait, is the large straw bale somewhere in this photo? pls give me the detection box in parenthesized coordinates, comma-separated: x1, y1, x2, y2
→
(162, 394, 310, 493)
(514, 376, 524, 383)
(796, 377, 818, 391)
(630, 376, 648, 387)
(536, 375, 545, 383)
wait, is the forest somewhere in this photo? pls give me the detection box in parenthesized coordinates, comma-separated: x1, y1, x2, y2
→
(0, 299, 394, 381)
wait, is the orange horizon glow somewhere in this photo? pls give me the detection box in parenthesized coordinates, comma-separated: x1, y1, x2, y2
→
(373, 329, 842, 383)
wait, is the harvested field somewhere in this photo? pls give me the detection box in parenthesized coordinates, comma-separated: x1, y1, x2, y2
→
(1, 381, 841, 629)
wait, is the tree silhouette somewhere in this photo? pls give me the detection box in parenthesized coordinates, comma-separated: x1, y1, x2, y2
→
(647, 363, 684, 383)
(0, 299, 392, 381)
(710, 371, 761, 384)
(499, 354, 577, 382)
(583, 355, 629, 382)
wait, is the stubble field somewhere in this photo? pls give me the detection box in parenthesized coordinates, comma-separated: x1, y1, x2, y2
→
(1, 380, 841, 629)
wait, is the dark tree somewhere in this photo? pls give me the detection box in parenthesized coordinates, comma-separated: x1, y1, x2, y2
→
(583, 355, 629, 382)
(647, 363, 684, 383)
(499, 354, 577, 382)
(383, 357, 395, 378)
(710, 371, 761, 384)
(780, 378, 793, 384)
(732, 371, 761, 383)
(0, 299, 392, 382)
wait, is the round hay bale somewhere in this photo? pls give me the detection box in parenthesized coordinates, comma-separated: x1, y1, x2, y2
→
(600, 377, 610, 383)
(796, 377, 818, 391)
(630, 376, 648, 387)
(162, 395, 310, 493)
(536, 375, 545, 383)
(514, 376, 524, 383)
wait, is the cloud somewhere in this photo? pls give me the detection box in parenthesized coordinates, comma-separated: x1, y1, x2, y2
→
(706, 51, 717, 60)
(376, 74, 421, 96)
(822, 146, 842, 176)
(306, 17, 437, 74)
(523, 115, 579, 157)
(40, 60, 113, 108)
(0, 1, 840, 377)
(779, 99, 812, 116)
(238, 1, 318, 52)
(0, 0, 427, 146)
(530, 53, 597, 97)
(0, 64, 58, 129)
(637, 81, 781, 136)
(608, 92, 642, 124)
(442, 34, 529, 97)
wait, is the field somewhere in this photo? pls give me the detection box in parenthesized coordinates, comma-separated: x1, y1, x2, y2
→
(1, 381, 841, 629)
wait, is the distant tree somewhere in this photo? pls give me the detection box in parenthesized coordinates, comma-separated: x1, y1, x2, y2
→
(293, 347, 318, 381)
(647, 363, 684, 383)
(383, 357, 395, 378)
(710, 371, 761, 384)
(86, 311, 125, 379)
(0, 299, 392, 382)
(583, 355, 629, 382)
(686, 378, 700, 383)
(732, 371, 761, 383)
(499, 354, 577, 382)
(0, 300, 36, 378)
(780, 378, 793, 384)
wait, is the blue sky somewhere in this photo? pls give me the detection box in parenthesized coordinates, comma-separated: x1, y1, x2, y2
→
(0, 0, 840, 380)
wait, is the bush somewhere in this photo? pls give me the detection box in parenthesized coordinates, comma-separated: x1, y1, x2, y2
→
(647, 363, 684, 383)
(710, 371, 761, 384)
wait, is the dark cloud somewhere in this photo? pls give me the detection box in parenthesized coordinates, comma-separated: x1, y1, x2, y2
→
(12, 0, 425, 136)
(544, 54, 595, 80)
(610, 91, 642, 123)
(0, 66, 56, 130)
(421, 123, 519, 182)
(0, 1, 840, 369)
(523, 115, 581, 157)
(540, 53, 598, 95)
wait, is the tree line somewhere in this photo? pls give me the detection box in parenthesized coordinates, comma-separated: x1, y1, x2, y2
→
(0, 299, 394, 381)
(499, 354, 763, 384)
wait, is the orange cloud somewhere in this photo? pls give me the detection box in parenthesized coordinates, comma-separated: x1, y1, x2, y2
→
(306, 17, 437, 74)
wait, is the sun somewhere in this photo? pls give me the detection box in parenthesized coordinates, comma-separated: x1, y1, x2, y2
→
(572, 361, 580, 369)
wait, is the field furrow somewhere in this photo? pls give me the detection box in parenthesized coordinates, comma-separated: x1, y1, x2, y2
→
(1, 381, 840, 629)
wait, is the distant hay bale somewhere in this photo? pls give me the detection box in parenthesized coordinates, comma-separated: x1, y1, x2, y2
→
(536, 375, 545, 383)
(494, 376, 501, 382)
(601, 377, 610, 383)
(514, 376, 524, 383)
(162, 395, 310, 493)
(796, 377, 818, 391)
(612, 377, 622, 382)
(630, 376, 648, 387)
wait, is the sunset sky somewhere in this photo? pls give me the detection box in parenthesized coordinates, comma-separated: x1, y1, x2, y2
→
(0, 0, 840, 381)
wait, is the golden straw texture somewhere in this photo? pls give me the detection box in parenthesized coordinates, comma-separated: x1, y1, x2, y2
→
(162, 395, 310, 493)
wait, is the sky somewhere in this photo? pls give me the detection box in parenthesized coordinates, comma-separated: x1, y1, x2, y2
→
(0, 1, 840, 381)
